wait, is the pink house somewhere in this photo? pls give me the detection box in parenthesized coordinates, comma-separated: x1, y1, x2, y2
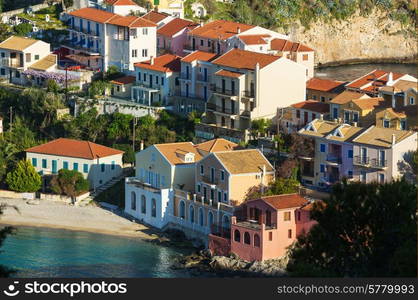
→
(209, 193, 318, 261)
(157, 18, 199, 56)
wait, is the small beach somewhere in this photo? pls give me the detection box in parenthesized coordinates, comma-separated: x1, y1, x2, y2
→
(0, 197, 159, 240)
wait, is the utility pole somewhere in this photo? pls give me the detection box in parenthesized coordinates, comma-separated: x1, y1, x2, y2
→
(65, 64, 68, 103)
(9, 106, 13, 131)
(132, 116, 138, 153)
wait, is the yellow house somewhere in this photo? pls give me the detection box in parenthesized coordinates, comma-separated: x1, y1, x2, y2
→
(338, 97, 388, 127)
(148, 0, 184, 18)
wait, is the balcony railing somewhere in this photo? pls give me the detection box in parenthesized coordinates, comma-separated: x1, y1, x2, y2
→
(326, 153, 342, 164)
(241, 90, 255, 98)
(210, 85, 238, 96)
(125, 177, 161, 193)
(200, 175, 218, 185)
(196, 74, 210, 82)
(61, 40, 100, 55)
(0, 59, 23, 68)
(354, 156, 370, 166)
(206, 103, 238, 115)
(371, 158, 388, 168)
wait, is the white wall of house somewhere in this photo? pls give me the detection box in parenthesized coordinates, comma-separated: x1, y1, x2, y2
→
(26, 152, 123, 189)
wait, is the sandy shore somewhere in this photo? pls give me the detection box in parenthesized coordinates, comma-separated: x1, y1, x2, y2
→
(0, 197, 160, 239)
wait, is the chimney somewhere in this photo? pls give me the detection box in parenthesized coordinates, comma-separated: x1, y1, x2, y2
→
(319, 114, 323, 121)
(237, 26, 240, 34)
(140, 140, 144, 151)
(150, 56, 154, 65)
(387, 72, 394, 86)
(352, 122, 357, 127)
(391, 134, 396, 145)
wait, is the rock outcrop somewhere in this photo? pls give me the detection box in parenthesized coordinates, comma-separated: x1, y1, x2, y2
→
(287, 9, 417, 66)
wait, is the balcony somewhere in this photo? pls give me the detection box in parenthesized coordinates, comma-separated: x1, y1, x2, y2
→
(326, 153, 342, 165)
(354, 156, 370, 167)
(210, 85, 238, 97)
(0, 58, 23, 68)
(206, 103, 238, 115)
(61, 40, 100, 55)
(174, 189, 233, 212)
(241, 90, 255, 99)
(125, 177, 160, 194)
(196, 74, 210, 82)
(370, 158, 388, 169)
(200, 175, 218, 186)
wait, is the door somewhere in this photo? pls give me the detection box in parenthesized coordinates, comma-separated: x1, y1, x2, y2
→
(361, 147, 367, 164)
(203, 86, 207, 101)
(379, 150, 385, 167)
(192, 38, 195, 50)
(221, 79, 225, 93)
(304, 111, 308, 124)
(52, 160, 57, 174)
(185, 84, 189, 97)
(149, 74, 153, 88)
(204, 68, 207, 81)
(210, 168, 215, 183)
(266, 210, 271, 226)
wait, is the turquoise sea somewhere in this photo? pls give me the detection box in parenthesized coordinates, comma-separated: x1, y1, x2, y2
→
(0, 226, 192, 278)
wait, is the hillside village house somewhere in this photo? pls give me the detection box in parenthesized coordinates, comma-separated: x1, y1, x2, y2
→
(209, 194, 317, 261)
(306, 78, 346, 101)
(147, 0, 184, 18)
(377, 79, 417, 130)
(0, 36, 57, 85)
(279, 100, 330, 133)
(157, 18, 199, 56)
(173, 149, 275, 242)
(298, 120, 364, 188)
(142, 10, 174, 27)
(26, 138, 124, 189)
(336, 97, 388, 127)
(352, 126, 417, 184)
(124, 138, 238, 230)
(108, 75, 136, 98)
(65, 7, 157, 71)
(329, 90, 370, 122)
(133, 54, 181, 106)
(103, 0, 147, 16)
(196, 48, 306, 143)
(345, 70, 417, 96)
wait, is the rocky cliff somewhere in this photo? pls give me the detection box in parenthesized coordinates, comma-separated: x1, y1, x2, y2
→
(287, 9, 417, 66)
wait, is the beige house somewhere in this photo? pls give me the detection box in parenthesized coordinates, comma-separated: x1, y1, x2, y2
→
(198, 48, 306, 143)
(352, 126, 417, 183)
(329, 90, 370, 121)
(108, 75, 136, 99)
(26, 138, 124, 189)
(306, 78, 346, 102)
(338, 97, 388, 127)
(0, 36, 56, 85)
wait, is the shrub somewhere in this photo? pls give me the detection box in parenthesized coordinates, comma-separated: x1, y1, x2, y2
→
(6, 159, 42, 192)
(50, 169, 90, 197)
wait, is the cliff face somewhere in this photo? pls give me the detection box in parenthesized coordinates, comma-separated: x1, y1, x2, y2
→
(287, 9, 417, 66)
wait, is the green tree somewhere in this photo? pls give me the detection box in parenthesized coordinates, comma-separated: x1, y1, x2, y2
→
(88, 80, 110, 98)
(287, 179, 417, 277)
(245, 177, 299, 200)
(107, 113, 133, 143)
(0, 23, 12, 42)
(250, 118, 272, 138)
(6, 159, 42, 192)
(13, 23, 33, 36)
(113, 144, 135, 165)
(45, 79, 60, 94)
(104, 65, 122, 81)
(50, 169, 90, 198)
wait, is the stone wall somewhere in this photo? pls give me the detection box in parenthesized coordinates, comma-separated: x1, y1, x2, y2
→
(288, 9, 417, 66)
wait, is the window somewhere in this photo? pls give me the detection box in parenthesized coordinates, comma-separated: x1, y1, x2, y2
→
(155, 76, 159, 84)
(217, 190, 221, 202)
(312, 95, 317, 100)
(296, 110, 300, 118)
(142, 49, 148, 57)
(143, 73, 147, 82)
(234, 230, 240, 242)
(320, 96, 325, 102)
(348, 170, 353, 178)
(344, 111, 350, 123)
(151, 198, 156, 217)
(297, 211, 301, 221)
(353, 112, 359, 123)
(360, 171, 367, 182)
(111, 161, 115, 170)
(303, 54, 308, 61)
(142, 28, 148, 35)
(410, 97, 415, 105)
(320, 164, 325, 173)
(200, 165, 204, 175)
(207, 40, 211, 47)
(254, 234, 260, 247)
(400, 120, 406, 130)
(73, 162, 78, 171)
(320, 144, 326, 152)
(179, 201, 185, 219)
(220, 170, 225, 181)
(189, 205, 195, 223)
(333, 107, 338, 119)
(268, 232, 273, 241)
(348, 149, 353, 158)
(223, 192, 227, 203)
(137, 72, 141, 81)
(175, 77, 179, 86)
(15, 71, 20, 78)
(244, 232, 251, 245)
(101, 163, 105, 172)
(379, 173, 385, 183)
(25, 53, 31, 63)
(284, 211, 291, 221)
(200, 39, 203, 46)
(161, 77, 164, 86)
(63, 161, 69, 169)
(0, 52, 4, 57)
(131, 192, 136, 210)
(199, 208, 204, 226)
(383, 119, 390, 128)
(197, 184, 201, 193)
(42, 159, 47, 168)
(141, 195, 146, 214)
(288, 229, 292, 239)
(132, 49, 137, 57)
(83, 164, 89, 173)
(0, 68, 5, 75)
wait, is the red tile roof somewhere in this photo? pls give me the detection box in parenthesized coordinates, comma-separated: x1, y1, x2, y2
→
(214, 69, 244, 78)
(104, 0, 137, 5)
(26, 138, 124, 160)
(181, 50, 218, 63)
(134, 54, 181, 72)
(306, 77, 346, 92)
(238, 34, 270, 45)
(346, 70, 406, 93)
(188, 20, 254, 40)
(291, 100, 330, 113)
(157, 18, 199, 37)
(259, 194, 309, 210)
(110, 75, 136, 85)
(270, 38, 314, 52)
(142, 10, 170, 23)
(68, 8, 156, 27)
(212, 48, 279, 70)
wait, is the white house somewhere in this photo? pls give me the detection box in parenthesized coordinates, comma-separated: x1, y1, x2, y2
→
(103, 0, 147, 16)
(65, 7, 157, 71)
(26, 138, 124, 189)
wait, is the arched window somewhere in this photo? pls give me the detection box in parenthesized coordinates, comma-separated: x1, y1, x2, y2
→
(189, 205, 195, 223)
(199, 208, 204, 226)
(131, 191, 136, 210)
(244, 232, 251, 245)
(222, 215, 230, 229)
(141, 195, 146, 214)
(151, 198, 156, 217)
(208, 211, 214, 228)
(234, 229, 240, 242)
(179, 201, 185, 219)
(254, 234, 260, 247)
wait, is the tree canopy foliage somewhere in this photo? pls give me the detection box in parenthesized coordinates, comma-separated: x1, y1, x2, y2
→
(6, 159, 42, 192)
(287, 179, 417, 277)
(50, 169, 90, 197)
